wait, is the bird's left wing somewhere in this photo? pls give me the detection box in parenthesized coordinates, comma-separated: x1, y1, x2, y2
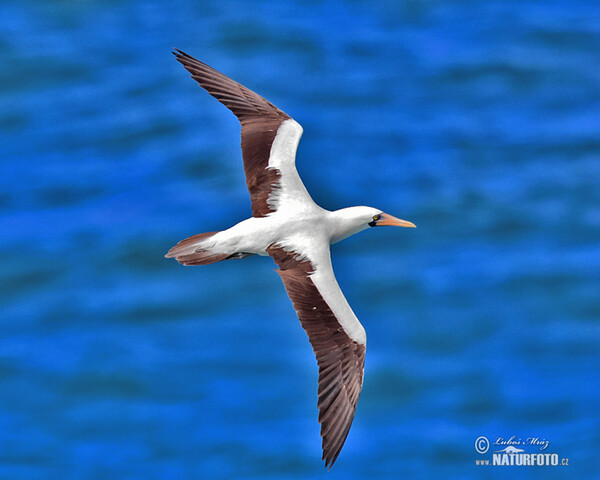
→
(173, 50, 314, 216)
(267, 240, 367, 468)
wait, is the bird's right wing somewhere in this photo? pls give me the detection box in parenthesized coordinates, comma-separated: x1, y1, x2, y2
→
(173, 50, 314, 216)
(267, 240, 366, 468)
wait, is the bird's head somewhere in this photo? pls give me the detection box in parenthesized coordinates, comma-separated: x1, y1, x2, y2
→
(330, 206, 416, 243)
(365, 209, 416, 229)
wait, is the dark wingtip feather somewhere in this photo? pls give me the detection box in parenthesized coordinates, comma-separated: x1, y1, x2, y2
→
(172, 48, 192, 64)
(323, 445, 342, 469)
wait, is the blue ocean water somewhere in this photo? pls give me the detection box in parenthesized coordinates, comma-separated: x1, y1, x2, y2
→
(1, 1, 599, 478)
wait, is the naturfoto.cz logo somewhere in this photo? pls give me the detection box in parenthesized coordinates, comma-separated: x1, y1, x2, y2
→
(474, 436, 569, 467)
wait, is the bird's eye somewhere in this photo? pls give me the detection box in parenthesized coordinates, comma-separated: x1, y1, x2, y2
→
(372, 214, 381, 221)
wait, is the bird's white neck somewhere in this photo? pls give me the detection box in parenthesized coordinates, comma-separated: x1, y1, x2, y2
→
(327, 207, 373, 244)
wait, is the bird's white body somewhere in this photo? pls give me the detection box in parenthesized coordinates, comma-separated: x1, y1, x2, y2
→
(166, 51, 415, 468)
(199, 207, 372, 257)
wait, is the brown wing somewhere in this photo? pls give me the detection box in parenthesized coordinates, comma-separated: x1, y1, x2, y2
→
(268, 244, 366, 469)
(173, 49, 290, 217)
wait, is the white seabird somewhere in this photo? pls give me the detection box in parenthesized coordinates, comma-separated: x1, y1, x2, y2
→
(166, 49, 416, 468)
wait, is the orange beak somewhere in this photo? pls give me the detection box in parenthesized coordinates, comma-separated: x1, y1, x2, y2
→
(377, 213, 416, 228)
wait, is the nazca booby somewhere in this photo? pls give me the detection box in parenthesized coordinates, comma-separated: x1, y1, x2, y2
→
(166, 50, 416, 468)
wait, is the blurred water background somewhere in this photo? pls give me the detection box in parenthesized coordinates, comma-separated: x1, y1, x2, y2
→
(1, 1, 599, 478)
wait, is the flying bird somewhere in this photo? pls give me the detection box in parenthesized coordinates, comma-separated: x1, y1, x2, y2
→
(166, 49, 416, 468)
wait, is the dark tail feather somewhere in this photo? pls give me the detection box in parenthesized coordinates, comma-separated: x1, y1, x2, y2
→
(172, 251, 231, 266)
(165, 231, 229, 266)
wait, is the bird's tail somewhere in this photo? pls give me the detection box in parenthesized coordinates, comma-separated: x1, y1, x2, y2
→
(165, 231, 227, 265)
(165, 231, 254, 266)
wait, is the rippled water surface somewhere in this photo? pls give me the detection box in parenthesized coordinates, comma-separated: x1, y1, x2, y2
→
(1, 1, 599, 478)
